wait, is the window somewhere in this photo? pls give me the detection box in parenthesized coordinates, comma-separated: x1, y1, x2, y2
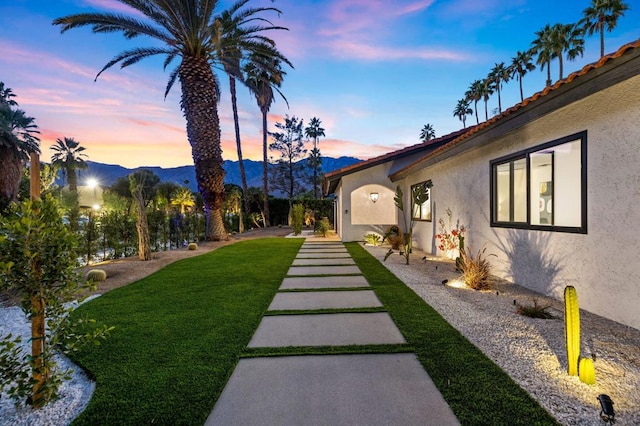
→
(490, 131, 587, 233)
(411, 180, 432, 221)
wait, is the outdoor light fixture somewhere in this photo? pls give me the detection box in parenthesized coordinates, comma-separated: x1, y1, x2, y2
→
(369, 192, 379, 203)
(597, 394, 615, 424)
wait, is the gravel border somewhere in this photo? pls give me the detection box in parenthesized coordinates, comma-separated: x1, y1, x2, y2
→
(363, 244, 640, 426)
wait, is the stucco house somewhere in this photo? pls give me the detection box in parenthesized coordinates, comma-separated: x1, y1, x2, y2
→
(324, 38, 640, 331)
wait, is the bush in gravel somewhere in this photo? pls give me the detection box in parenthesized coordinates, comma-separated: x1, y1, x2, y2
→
(86, 269, 107, 282)
(516, 298, 555, 319)
(459, 245, 495, 290)
(187, 243, 198, 251)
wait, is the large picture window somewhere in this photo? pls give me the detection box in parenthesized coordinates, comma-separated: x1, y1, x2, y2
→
(490, 131, 587, 233)
(411, 180, 432, 221)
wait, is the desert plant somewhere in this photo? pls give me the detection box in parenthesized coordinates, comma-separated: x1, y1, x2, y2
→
(516, 298, 554, 319)
(434, 208, 466, 260)
(291, 203, 304, 235)
(458, 245, 495, 290)
(364, 233, 381, 246)
(315, 217, 331, 237)
(390, 185, 431, 265)
(564, 285, 580, 376)
(187, 243, 198, 251)
(86, 269, 107, 282)
(383, 225, 404, 250)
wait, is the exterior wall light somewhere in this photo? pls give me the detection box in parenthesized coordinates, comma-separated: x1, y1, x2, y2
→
(370, 192, 379, 203)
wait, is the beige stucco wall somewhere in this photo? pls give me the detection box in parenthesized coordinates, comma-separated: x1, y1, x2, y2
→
(404, 75, 640, 330)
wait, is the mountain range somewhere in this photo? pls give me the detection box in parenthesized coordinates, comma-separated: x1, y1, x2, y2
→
(75, 157, 361, 193)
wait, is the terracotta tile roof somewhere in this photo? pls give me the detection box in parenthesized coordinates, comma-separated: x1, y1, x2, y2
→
(389, 37, 640, 181)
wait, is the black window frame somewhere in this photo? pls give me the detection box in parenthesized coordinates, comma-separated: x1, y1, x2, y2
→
(411, 180, 432, 222)
(490, 131, 587, 234)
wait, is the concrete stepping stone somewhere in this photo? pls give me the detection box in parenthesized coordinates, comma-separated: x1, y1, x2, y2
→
(205, 353, 459, 426)
(287, 265, 360, 276)
(281, 276, 369, 289)
(296, 252, 351, 259)
(248, 313, 405, 347)
(301, 244, 344, 249)
(298, 248, 348, 254)
(292, 258, 355, 266)
(268, 290, 382, 310)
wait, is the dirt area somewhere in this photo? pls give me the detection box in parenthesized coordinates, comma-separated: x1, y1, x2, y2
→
(1, 227, 294, 305)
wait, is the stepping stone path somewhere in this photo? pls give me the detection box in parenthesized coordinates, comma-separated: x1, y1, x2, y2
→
(206, 239, 459, 425)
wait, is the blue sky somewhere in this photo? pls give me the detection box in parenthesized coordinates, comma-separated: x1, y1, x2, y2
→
(2, 0, 639, 168)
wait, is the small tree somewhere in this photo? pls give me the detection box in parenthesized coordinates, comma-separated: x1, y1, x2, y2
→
(291, 203, 304, 235)
(386, 184, 431, 265)
(0, 195, 112, 407)
(129, 170, 160, 260)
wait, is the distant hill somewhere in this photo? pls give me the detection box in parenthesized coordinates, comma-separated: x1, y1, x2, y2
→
(74, 157, 361, 193)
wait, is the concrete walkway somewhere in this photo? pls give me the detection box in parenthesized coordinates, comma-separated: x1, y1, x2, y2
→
(206, 238, 459, 426)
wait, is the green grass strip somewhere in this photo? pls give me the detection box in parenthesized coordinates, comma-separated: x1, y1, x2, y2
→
(69, 238, 302, 426)
(345, 242, 559, 426)
(242, 343, 413, 358)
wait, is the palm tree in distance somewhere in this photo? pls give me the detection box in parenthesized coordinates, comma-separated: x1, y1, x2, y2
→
(489, 62, 510, 114)
(244, 54, 290, 227)
(549, 23, 585, 80)
(304, 117, 325, 199)
(0, 83, 40, 210)
(480, 78, 494, 120)
(213, 0, 290, 218)
(510, 50, 536, 102)
(531, 24, 555, 87)
(453, 99, 473, 129)
(53, 0, 286, 241)
(581, 0, 629, 57)
(419, 124, 435, 142)
(465, 79, 483, 125)
(50, 137, 88, 192)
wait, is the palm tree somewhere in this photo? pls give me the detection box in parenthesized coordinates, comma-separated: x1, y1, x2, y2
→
(489, 62, 510, 114)
(171, 187, 195, 215)
(453, 99, 473, 128)
(1, 83, 40, 210)
(581, 0, 629, 57)
(465, 80, 483, 125)
(419, 124, 435, 142)
(53, 0, 276, 241)
(531, 24, 555, 87)
(213, 0, 289, 217)
(244, 54, 290, 227)
(50, 137, 88, 192)
(480, 78, 494, 120)
(304, 117, 325, 199)
(510, 50, 536, 102)
(549, 23, 585, 80)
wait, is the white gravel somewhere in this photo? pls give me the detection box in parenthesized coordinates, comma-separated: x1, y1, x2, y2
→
(364, 244, 640, 426)
(0, 299, 98, 426)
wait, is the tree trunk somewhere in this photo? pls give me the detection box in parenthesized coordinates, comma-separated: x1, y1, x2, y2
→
(229, 75, 249, 224)
(261, 110, 270, 227)
(30, 294, 47, 408)
(132, 189, 151, 261)
(178, 56, 226, 241)
(0, 148, 22, 211)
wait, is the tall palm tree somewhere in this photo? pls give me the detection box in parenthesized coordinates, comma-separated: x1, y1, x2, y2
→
(581, 0, 629, 57)
(453, 99, 473, 129)
(213, 0, 290, 217)
(531, 24, 555, 87)
(549, 23, 585, 80)
(244, 54, 289, 227)
(304, 117, 325, 199)
(465, 79, 483, 125)
(50, 137, 88, 192)
(419, 124, 435, 142)
(510, 50, 536, 102)
(53, 0, 272, 241)
(171, 187, 195, 215)
(489, 62, 510, 114)
(1, 83, 40, 210)
(480, 78, 494, 121)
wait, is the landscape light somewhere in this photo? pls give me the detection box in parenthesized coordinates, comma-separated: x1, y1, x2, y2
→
(369, 192, 379, 203)
(597, 394, 615, 424)
(87, 178, 98, 188)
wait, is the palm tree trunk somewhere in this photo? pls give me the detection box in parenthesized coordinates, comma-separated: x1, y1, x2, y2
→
(600, 27, 605, 57)
(229, 75, 249, 224)
(178, 56, 227, 241)
(497, 85, 502, 113)
(519, 76, 524, 101)
(261, 110, 270, 227)
(546, 61, 552, 87)
(68, 169, 77, 192)
(474, 101, 479, 124)
(0, 148, 22, 211)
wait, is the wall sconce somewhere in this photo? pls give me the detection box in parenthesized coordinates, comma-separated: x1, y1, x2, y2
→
(369, 192, 379, 203)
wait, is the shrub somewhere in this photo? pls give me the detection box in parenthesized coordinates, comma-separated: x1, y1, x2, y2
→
(458, 245, 495, 290)
(291, 204, 304, 235)
(364, 233, 381, 246)
(383, 225, 404, 250)
(86, 269, 107, 282)
(187, 243, 198, 251)
(516, 298, 555, 319)
(315, 217, 332, 237)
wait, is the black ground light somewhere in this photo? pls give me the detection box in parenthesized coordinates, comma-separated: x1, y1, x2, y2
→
(597, 394, 615, 424)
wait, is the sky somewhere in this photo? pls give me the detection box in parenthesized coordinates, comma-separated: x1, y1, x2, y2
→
(2, 0, 640, 169)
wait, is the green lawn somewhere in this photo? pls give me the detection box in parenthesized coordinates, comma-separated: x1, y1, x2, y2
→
(69, 238, 302, 425)
(69, 237, 557, 425)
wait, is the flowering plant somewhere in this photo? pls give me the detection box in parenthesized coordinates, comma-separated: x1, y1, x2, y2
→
(434, 208, 466, 253)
